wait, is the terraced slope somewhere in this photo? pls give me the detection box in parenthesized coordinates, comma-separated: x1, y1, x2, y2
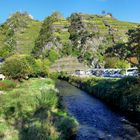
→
(0, 12, 41, 57)
(0, 12, 138, 65)
(15, 20, 41, 54)
(50, 56, 89, 73)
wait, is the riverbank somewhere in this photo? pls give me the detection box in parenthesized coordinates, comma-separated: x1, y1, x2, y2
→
(56, 80, 140, 140)
(0, 78, 77, 140)
(63, 76, 140, 125)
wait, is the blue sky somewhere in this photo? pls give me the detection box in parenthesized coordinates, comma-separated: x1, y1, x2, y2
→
(0, 0, 140, 23)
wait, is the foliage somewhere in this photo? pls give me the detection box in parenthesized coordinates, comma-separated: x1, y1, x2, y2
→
(106, 25, 140, 72)
(69, 13, 86, 47)
(1, 55, 32, 80)
(48, 48, 59, 62)
(61, 44, 73, 56)
(34, 59, 50, 77)
(127, 25, 140, 68)
(1, 54, 51, 79)
(105, 57, 130, 68)
(0, 26, 16, 58)
(36, 87, 59, 110)
(48, 72, 59, 80)
(68, 13, 94, 64)
(0, 78, 77, 140)
(32, 14, 59, 57)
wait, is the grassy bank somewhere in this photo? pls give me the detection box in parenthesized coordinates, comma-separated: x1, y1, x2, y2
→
(68, 76, 140, 123)
(0, 78, 77, 140)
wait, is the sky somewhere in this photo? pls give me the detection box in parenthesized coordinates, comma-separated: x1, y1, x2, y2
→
(0, 0, 140, 23)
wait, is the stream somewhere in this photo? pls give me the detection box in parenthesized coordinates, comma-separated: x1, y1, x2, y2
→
(56, 80, 140, 140)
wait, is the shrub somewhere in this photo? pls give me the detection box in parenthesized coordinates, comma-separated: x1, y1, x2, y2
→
(34, 59, 50, 77)
(55, 115, 78, 139)
(48, 72, 59, 80)
(36, 87, 59, 110)
(105, 57, 130, 68)
(2, 54, 32, 80)
(48, 49, 59, 62)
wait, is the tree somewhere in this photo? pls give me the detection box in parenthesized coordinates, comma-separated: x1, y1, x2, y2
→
(127, 25, 140, 69)
(69, 13, 86, 48)
(106, 25, 140, 71)
(69, 13, 93, 61)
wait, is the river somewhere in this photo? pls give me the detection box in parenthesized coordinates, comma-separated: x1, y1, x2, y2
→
(56, 80, 140, 140)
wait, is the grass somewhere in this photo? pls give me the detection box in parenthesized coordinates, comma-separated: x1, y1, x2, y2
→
(0, 78, 77, 140)
(0, 80, 17, 91)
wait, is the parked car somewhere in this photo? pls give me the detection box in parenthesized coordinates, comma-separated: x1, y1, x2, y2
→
(126, 68, 138, 76)
(102, 71, 111, 77)
(75, 70, 85, 76)
(111, 71, 122, 78)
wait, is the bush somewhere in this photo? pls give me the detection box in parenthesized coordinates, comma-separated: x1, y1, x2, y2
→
(36, 87, 59, 110)
(48, 49, 59, 62)
(0, 80, 16, 90)
(48, 72, 59, 80)
(2, 54, 32, 80)
(105, 57, 130, 68)
(1, 54, 51, 79)
(34, 59, 50, 77)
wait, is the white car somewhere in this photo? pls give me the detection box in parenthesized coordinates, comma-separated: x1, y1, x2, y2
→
(126, 68, 138, 77)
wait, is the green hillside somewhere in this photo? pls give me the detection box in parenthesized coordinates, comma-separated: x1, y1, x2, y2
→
(0, 12, 138, 68)
(15, 20, 41, 54)
(0, 12, 41, 57)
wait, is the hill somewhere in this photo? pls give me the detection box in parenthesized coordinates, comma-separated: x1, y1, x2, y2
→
(0, 12, 41, 58)
(0, 12, 138, 68)
(33, 12, 137, 68)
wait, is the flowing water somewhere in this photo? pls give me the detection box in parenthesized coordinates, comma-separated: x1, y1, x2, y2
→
(56, 80, 140, 140)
